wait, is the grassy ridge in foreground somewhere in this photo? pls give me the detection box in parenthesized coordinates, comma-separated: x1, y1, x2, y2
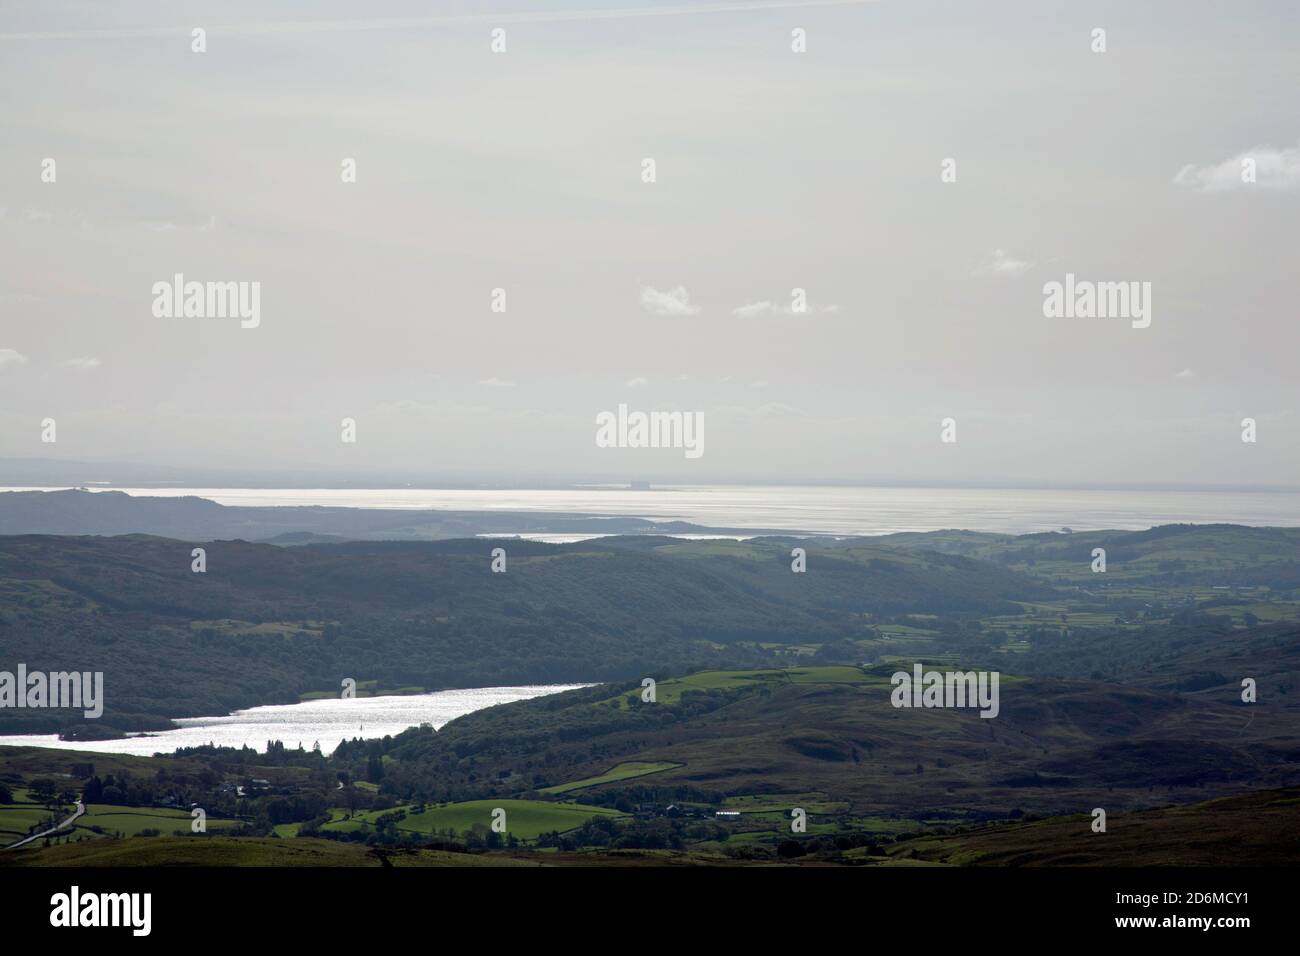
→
(0, 836, 537, 867)
(882, 787, 1300, 866)
(6, 787, 1299, 866)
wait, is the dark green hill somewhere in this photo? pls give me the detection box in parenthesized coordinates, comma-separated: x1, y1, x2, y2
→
(370, 663, 1300, 821)
(877, 523, 1300, 590)
(0, 534, 1052, 735)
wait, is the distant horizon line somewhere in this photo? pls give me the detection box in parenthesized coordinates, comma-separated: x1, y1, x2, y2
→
(2, 480, 1299, 496)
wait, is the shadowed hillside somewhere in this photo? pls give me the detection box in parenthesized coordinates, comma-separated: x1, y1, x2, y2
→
(883, 787, 1300, 866)
(0, 533, 1052, 735)
(370, 664, 1300, 820)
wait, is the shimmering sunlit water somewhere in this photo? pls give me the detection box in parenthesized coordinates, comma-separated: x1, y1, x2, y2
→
(0, 684, 586, 756)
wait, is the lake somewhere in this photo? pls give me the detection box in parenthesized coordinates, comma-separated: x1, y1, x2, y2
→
(0, 684, 587, 757)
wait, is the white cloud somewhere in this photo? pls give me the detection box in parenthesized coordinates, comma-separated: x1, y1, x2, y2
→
(1174, 145, 1300, 191)
(1175, 368, 1195, 379)
(0, 348, 30, 368)
(975, 249, 1031, 278)
(65, 357, 102, 370)
(639, 285, 701, 316)
(731, 300, 841, 317)
(478, 377, 516, 388)
(712, 401, 812, 423)
(370, 397, 567, 431)
(732, 300, 774, 318)
(624, 376, 648, 388)
(143, 215, 217, 233)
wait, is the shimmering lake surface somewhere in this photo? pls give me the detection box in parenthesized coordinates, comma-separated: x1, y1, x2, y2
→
(0, 684, 587, 756)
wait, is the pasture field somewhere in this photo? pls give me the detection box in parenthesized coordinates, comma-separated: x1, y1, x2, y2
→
(604, 665, 891, 708)
(75, 805, 240, 837)
(190, 618, 328, 639)
(0, 806, 60, 840)
(721, 792, 850, 815)
(324, 798, 623, 841)
(541, 761, 682, 794)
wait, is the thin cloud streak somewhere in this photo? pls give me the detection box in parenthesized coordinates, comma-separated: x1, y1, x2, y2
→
(0, 1, 878, 41)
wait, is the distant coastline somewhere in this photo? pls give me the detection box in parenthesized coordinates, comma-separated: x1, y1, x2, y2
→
(2, 484, 1298, 539)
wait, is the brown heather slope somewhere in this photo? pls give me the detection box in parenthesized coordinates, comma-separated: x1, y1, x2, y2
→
(883, 787, 1300, 866)
(0, 836, 538, 867)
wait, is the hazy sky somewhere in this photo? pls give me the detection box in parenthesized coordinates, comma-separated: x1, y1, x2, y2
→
(1, 0, 1297, 487)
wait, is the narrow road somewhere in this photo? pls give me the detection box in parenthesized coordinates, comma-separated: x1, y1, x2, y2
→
(4, 799, 85, 850)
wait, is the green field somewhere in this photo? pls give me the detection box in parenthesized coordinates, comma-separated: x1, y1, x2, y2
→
(606, 665, 891, 708)
(325, 798, 623, 841)
(4, 800, 236, 846)
(721, 792, 850, 815)
(190, 618, 328, 639)
(0, 805, 61, 840)
(76, 805, 240, 837)
(541, 762, 682, 794)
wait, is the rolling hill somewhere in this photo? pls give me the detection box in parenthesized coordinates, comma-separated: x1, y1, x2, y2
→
(0, 532, 1053, 735)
